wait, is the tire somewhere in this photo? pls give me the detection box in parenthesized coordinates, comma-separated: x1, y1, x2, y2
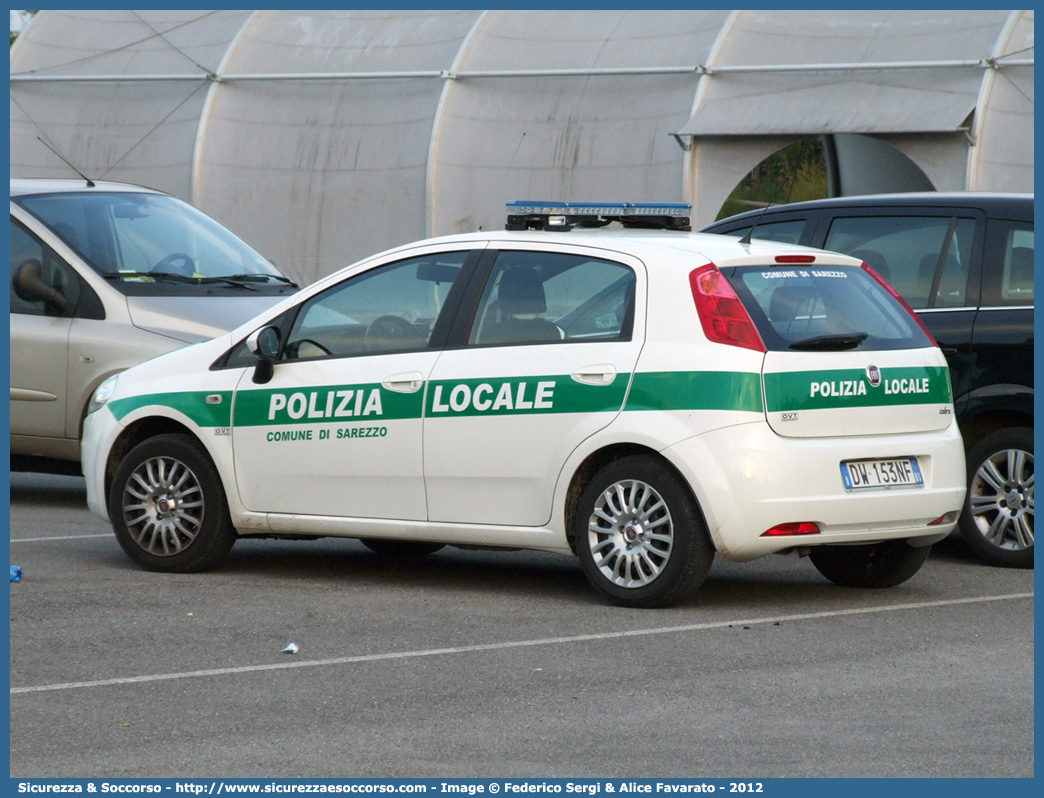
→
(573, 455, 714, 608)
(359, 539, 445, 557)
(958, 427, 1034, 568)
(109, 434, 237, 573)
(809, 540, 930, 588)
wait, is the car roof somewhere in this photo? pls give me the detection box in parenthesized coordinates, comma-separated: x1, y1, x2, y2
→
(341, 227, 858, 271)
(10, 178, 167, 198)
(704, 191, 1034, 228)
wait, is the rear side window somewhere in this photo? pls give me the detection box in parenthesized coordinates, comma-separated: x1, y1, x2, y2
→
(468, 251, 635, 346)
(726, 266, 933, 352)
(982, 220, 1033, 307)
(824, 215, 975, 309)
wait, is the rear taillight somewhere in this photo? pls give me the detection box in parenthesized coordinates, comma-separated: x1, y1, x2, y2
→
(774, 255, 816, 264)
(689, 263, 766, 352)
(860, 261, 939, 347)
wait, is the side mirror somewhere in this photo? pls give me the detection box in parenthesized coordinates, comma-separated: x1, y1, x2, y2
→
(13, 259, 67, 313)
(246, 326, 281, 384)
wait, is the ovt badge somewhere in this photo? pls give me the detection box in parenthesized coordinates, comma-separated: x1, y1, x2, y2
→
(866, 364, 882, 387)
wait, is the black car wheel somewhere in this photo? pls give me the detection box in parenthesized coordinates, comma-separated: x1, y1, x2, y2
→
(809, 540, 931, 588)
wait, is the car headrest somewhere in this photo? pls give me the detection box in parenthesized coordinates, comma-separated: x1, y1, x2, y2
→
(497, 267, 546, 315)
(1009, 246, 1034, 292)
(768, 285, 817, 323)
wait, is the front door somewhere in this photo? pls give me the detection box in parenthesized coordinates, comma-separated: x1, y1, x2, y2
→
(232, 249, 475, 519)
(9, 216, 81, 441)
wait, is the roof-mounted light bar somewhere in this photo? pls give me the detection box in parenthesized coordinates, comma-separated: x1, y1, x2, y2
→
(505, 201, 692, 232)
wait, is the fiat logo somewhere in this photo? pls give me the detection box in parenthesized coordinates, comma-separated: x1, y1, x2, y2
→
(866, 365, 881, 387)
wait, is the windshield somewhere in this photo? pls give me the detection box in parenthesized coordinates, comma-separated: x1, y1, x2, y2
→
(15, 191, 292, 296)
(725, 265, 933, 352)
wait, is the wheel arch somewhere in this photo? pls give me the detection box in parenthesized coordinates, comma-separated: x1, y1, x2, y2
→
(104, 415, 202, 516)
(958, 406, 1033, 451)
(562, 442, 710, 555)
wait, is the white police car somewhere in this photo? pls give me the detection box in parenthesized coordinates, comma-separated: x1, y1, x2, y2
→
(82, 202, 966, 608)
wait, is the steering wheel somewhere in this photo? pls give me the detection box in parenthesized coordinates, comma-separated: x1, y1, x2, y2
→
(364, 315, 424, 351)
(152, 253, 196, 277)
(286, 339, 332, 359)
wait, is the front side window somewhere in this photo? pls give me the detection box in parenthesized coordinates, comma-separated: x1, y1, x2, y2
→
(14, 191, 290, 296)
(982, 220, 1033, 306)
(284, 252, 469, 359)
(824, 215, 975, 309)
(468, 251, 635, 346)
(10, 217, 82, 318)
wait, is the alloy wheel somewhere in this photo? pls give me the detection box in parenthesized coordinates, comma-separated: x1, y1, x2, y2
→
(587, 479, 674, 588)
(122, 456, 205, 556)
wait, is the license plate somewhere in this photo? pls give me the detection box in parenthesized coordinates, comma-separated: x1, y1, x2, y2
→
(841, 457, 923, 490)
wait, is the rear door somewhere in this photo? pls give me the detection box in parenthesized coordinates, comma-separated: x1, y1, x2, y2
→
(724, 262, 953, 440)
(423, 244, 645, 527)
(970, 217, 1034, 405)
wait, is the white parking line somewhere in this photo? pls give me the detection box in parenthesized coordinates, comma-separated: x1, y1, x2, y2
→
(10, 533, 113, 543)
(10, 591, 1032, 695)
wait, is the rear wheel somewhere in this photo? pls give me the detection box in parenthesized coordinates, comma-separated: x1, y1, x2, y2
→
(574, 455, 714, 608)
(809, 540, 930, 588)
(359, 539, 445, 558)
(958, 428, 1033, 568)
(109, 434, 237, 573)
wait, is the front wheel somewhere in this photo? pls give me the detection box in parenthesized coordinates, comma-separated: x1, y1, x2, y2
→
(574, 456, 714, 608)
(109, 434, 237, 572)
(809, 541, 930, 588)
(958, 428, 1033, 568)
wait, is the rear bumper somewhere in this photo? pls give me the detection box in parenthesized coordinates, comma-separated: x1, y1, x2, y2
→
(663, 421, 966, 561)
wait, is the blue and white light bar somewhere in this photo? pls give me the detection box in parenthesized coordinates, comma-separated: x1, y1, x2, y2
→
(505, 201, 692, 232)
(508, 201, 691, 217)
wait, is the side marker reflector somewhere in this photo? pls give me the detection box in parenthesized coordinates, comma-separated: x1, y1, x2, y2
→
(761, 522, 821, 537)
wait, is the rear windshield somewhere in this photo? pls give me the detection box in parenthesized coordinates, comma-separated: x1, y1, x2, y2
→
(725, 265, 933, 352)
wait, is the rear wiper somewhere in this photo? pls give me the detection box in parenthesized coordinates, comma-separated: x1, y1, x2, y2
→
(104, 271, 258, 291)
(789, 333, 868, 351)
(227, 273, 299, 288)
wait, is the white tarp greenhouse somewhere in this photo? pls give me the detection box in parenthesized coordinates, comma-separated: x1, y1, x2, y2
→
(10, 10, 1034, 285)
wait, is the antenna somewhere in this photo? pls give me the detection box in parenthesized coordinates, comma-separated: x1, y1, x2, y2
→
(36, 137, 95, 187)
(738, 140, 808, 245)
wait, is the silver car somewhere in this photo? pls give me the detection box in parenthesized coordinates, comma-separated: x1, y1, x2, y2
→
(10, 178, 297, 470)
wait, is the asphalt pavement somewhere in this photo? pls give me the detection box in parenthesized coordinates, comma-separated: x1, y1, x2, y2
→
(8, 472, 1034, 778)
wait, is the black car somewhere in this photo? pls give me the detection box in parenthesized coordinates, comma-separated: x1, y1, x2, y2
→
(703, 193, 1033, 568)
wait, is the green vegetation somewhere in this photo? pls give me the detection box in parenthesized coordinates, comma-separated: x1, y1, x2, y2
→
(716, 137, 829, 221)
